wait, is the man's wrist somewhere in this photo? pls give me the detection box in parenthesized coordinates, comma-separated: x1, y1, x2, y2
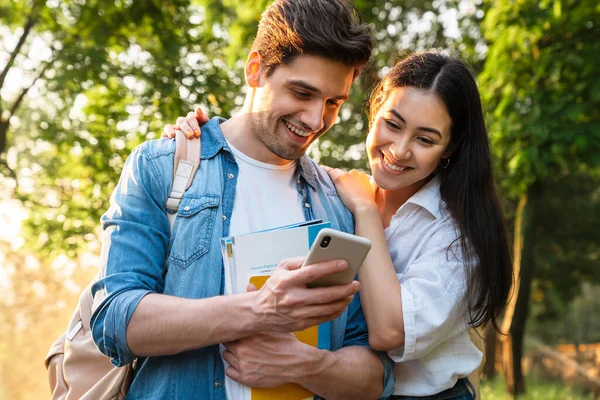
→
(237, 290, 265, 335)
(289, 344, 334, 385)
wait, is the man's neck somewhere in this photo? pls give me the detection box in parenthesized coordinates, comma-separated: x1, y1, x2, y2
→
(219, 114, 248, 150)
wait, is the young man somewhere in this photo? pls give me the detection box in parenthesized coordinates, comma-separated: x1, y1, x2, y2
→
(91, 1, 394, 399)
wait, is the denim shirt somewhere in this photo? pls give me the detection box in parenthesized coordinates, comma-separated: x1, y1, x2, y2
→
(91, 117, 395, 399)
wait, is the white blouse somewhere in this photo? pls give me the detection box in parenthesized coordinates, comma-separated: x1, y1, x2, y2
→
(385, 176, 482, 396)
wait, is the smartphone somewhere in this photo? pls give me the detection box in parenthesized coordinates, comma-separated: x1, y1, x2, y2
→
(303, 228, 372, 288)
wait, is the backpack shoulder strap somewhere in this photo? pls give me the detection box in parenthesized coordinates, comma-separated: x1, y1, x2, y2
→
(166, 130, 201, 214)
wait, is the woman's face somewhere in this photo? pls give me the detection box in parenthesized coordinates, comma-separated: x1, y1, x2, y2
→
(367, 86, 452, 194)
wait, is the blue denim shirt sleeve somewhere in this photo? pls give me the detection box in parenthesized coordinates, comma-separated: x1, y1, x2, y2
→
(344, 292, 395, 399)
(91, 142, 172, 367)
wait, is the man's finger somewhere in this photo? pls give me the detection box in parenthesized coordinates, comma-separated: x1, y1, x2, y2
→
(222, 349, 240, 369)
(294, 283, 359, 311)
(246, 283, 258, 292)
(292, 258, 349, 285)
(300, 282, 360, 305)
(276, 256, 306, 271)
(225, 366, 245, 385)
(295, 294, 356, 319)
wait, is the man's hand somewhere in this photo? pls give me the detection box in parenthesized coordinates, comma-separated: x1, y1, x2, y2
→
(252, 257, 360, 333)
(223, 332, 315, 388)
(162, 106, 209, 139)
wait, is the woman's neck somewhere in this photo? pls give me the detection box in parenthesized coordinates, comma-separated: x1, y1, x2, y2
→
(375, 181, 427, 228)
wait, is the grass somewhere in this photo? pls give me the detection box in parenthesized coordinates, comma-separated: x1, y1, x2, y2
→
(480, 375, 597, 400)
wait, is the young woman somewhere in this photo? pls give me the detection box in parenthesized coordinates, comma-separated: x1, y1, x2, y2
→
(322, 52, 512, 399)
(165, 52, 513, 400)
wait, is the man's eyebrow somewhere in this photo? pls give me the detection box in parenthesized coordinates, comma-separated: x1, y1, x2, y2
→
(288, 80, 349, 101)
(390, 109, 442, 137)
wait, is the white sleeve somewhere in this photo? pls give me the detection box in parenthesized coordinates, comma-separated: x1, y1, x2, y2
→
(387, 226, 471, 363)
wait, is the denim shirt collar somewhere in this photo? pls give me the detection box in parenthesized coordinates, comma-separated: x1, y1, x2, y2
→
(296, 156, 319, 191)
(200, 117, 230, 159)
(203, 116, 319, 190)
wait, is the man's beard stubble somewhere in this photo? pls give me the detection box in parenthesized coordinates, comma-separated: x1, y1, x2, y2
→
(252, 114, 306, 161)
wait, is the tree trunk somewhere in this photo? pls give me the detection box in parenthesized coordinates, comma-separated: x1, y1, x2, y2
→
(510, 188, 537, 395)
(499, 183, 541, 397)
(483, 322, 497, 379)
(0, 119, 9, 157)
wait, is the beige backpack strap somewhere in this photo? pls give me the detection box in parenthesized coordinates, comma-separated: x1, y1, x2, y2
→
(166, 130, 201, 212)
(78, 284, 94, 331)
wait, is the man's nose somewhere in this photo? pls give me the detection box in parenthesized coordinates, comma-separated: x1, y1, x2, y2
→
(302, 101, 326, 132)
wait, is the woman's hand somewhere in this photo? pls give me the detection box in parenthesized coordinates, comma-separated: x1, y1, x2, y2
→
(162, 107, 209, 139)
(322, 166, 378, 214)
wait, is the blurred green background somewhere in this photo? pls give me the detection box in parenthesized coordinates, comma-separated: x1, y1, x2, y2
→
(0, 0, 599, 398)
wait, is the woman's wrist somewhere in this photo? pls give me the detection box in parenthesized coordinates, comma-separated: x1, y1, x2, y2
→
(352, 203, 380, 217)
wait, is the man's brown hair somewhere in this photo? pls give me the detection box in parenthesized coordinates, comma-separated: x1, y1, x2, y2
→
(252, 0, 373, 78)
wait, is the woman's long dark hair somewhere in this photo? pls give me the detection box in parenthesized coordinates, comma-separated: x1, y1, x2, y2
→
(368, 52, 513, 331)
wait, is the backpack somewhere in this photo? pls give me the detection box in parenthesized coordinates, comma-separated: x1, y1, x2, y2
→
(44, 130, 201, 399)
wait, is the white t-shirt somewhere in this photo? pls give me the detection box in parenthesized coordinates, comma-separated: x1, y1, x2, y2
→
(385, 176, 482, 396)
(226, 141, 305, 237)
(223, 140, 305, 400)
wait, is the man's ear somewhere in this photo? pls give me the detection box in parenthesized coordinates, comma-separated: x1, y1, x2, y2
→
(245, 51, 264, 88)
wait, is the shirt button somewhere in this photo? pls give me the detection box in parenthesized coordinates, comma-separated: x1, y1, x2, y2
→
(228, 173, 234, 179)
(183, 206, 190, 211)
(215, 380, 222, 387)
(304, 203, 310, 208)
(222, 215, 227, 221)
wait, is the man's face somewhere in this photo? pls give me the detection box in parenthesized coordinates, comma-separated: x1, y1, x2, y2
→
(246, 54, 355, 164)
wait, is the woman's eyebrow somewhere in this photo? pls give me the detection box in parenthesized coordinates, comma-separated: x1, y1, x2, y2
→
(390, 109, 442, 138)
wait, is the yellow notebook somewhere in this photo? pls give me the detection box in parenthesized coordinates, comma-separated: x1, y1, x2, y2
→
(220, 220, 331, 400)
(248, 275, 317, 400)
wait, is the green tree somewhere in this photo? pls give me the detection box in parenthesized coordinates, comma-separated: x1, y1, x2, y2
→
(480, 0, 600, 395)
(1, 0, 239, 257)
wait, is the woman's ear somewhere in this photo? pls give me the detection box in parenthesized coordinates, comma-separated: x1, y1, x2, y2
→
(245, 51, 264, 88)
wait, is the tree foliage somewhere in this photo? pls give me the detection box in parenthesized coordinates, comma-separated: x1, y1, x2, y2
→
(479, 0, 600, 394)
(1, 0, 240, 257)
(480, 0, 600, 196)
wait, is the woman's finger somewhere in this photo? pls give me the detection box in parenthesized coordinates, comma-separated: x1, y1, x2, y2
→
(176, 116, 194, 139)
(195, 106, 210, 125)
(186, 111, 201, 137)
(162, 124, 178, 138)
(325, 167, 345, 180)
